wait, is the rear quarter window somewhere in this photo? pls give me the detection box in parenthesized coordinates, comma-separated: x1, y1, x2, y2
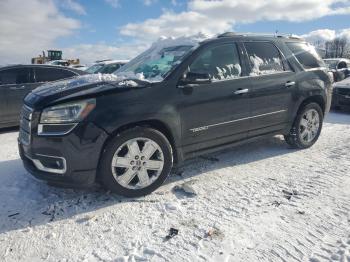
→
(0, 68, 31, 84)
(35, 68, 76, 82)
(285, 42, 325, 69)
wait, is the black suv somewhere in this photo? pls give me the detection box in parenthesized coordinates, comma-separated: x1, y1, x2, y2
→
(19, 33, 332, 197)
(0, 65, 86, 128)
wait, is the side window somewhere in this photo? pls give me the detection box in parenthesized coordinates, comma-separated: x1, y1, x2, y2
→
(58, 69, 76, 79)
(35, 68, 76, 82)
(100, 64, 121, 74)
(0, 68, 31, 85)
(285, 42, 325, 69)
(189, 44, 242, 81)
(0, 69, 16, 85)
(244, 42, 286, 76)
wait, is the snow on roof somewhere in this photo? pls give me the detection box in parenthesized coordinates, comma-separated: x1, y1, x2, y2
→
(147, 33, 210, 54)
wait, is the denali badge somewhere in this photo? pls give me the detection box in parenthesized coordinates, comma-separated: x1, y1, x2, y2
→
(190, 126, 209, 133)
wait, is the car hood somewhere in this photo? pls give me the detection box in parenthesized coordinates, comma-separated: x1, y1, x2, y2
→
(24, 73, 150, 109)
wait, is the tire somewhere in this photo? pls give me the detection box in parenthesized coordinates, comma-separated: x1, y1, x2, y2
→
(99, 127, 173, 197)
(284, 102, 323, 149)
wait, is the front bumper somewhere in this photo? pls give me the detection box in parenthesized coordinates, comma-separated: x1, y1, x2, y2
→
(332, 92, 350, 108)
(19, 121, 109, 187)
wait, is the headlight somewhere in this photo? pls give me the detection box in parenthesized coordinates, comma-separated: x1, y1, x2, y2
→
(40, 99, 96, 124)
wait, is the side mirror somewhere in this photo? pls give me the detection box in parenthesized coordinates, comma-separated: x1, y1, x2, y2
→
(178, 72, 211, 89)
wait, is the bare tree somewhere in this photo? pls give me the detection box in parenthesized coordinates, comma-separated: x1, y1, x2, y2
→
(339, 37, 347, 57)
(323, 37, 350, 58)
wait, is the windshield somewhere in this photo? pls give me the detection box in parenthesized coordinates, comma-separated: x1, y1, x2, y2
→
(324, 60, 338, 70)
(114, 45, 195, 81)
(85, 64, 104, 74)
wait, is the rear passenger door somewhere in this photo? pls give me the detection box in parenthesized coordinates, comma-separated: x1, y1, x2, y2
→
(0, 68, 37, 124)
(243, 41, 296, 136)
(0, 70, 10, 124)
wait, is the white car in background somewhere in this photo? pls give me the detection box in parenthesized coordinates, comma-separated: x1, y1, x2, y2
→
(85, 60, 129, 74)
(69, 64, 89, 71)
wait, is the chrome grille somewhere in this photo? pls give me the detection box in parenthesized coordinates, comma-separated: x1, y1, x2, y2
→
(19, 105, 33, 145)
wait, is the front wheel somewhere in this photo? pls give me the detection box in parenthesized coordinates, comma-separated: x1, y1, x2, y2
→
(99, 127, 173, 197)
(284, 103, 323, 149)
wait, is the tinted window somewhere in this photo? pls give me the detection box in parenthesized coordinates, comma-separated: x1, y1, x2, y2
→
(244, 42, 285, 76)
(189, 44, 242, 81)
(35, 68, 76, 82)
(98, 63, 122, 74)
(286, 42, 325, 69)
(86, 64, 104, 74)
(0, 68, 31, 84)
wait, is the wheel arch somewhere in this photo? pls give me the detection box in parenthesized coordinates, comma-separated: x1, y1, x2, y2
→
(297, 95, 326, 115)
(96, 119, 181, 181)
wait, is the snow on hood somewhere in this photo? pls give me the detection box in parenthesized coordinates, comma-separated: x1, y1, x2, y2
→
(33, 73, 119, 93)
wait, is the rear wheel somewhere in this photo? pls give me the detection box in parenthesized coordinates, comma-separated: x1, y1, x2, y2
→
(99, 127, 173, 197)
(284, 103, 323, 149)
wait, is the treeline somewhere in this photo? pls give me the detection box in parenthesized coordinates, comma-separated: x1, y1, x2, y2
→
(314, 37, 350, 59)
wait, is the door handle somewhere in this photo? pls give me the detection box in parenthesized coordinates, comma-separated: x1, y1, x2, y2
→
(285, 81, 296, 88)
(234, 88, 249, 95)
(9, 85, 25, 90)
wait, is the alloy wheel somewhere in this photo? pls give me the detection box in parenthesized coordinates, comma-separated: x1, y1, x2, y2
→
(299, 109, 320, 143)
(111, 137, 164, 189)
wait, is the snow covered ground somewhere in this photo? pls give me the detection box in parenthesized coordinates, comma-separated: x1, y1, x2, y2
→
(0, 111, 349, 262)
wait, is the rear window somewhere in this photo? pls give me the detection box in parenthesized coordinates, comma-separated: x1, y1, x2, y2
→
(244, 42, 287, 76)
(286, 42, 325, 69)
(35, 68, 76, 82)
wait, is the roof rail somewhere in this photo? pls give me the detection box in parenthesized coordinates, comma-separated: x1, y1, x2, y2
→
(217, 32, 304, 40)
(217, 32, 237, 38)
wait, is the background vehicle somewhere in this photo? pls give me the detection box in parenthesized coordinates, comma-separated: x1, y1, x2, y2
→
(85, 60, 129, 74)
(69, 64, 88, 71)
(331, 77, 350, 110)
(324, 58, 350, 82)
(19, 33, 332, 197)
(0, 64, 87, 128)
(45, 60, 70, 67)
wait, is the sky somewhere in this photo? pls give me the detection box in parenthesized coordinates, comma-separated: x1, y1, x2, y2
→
(1, 0, 350, 65)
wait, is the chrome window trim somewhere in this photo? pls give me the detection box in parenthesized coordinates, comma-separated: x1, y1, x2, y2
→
(188, 71, 295, 86)
(239, 70, 294, 79)
(190, 110, 287, 132)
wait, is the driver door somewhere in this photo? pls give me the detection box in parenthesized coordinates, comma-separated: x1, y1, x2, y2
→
(177, 42, 251, 154)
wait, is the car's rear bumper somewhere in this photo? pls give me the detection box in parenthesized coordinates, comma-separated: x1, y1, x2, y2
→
(19, 122, 109, 187)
